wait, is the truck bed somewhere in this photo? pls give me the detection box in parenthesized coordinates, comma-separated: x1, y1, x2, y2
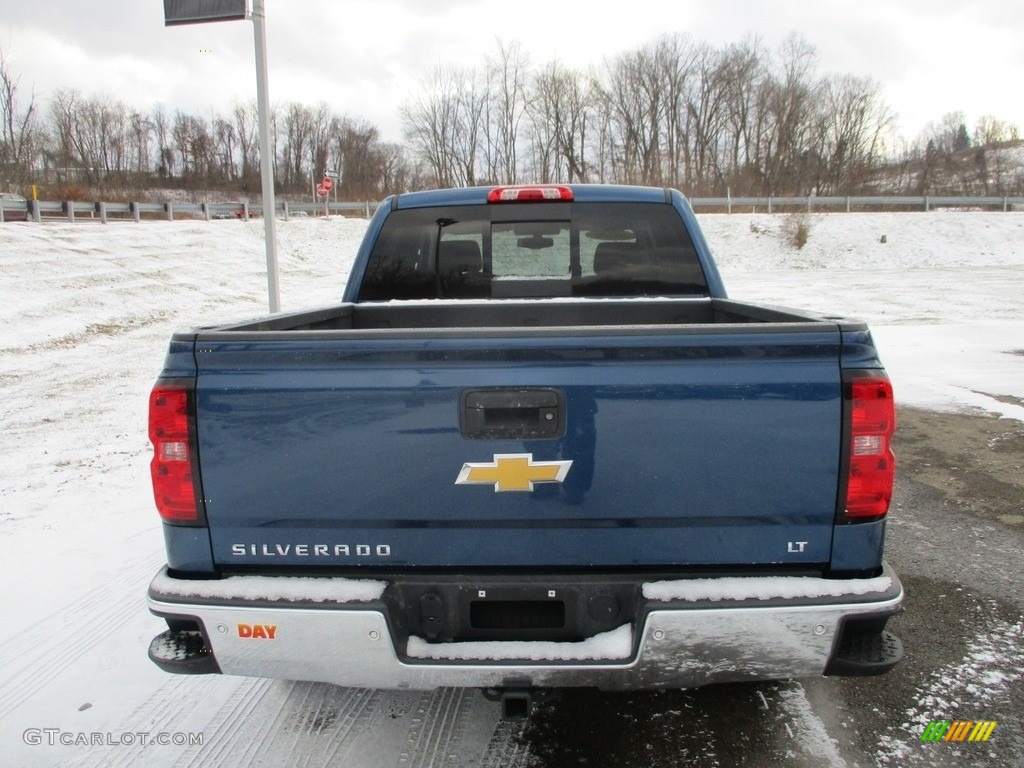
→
(196, 297, 858, 336)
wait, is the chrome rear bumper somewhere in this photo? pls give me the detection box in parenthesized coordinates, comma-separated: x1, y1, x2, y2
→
(148, 565, 903, 689)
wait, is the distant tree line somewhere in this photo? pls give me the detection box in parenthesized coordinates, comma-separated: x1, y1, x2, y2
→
(1, 36, 1022, 200)
(403, 35, 1023, 196)
(404, 35, 901, 195)
(3, 93, 412, 200)
(1, 44, 415, 200)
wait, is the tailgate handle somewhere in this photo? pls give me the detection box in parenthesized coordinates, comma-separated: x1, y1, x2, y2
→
(461, 388, 565, 440)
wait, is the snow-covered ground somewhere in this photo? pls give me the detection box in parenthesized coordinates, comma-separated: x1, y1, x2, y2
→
(1, 211, 1022, 766)
(703, 212, 1024, 421)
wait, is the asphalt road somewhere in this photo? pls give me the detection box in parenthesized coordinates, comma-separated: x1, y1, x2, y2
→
(509, 407, 1024, 767)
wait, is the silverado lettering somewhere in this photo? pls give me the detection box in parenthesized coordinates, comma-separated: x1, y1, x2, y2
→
(146, 184, 903, 700)
(229, 544, 392, 557)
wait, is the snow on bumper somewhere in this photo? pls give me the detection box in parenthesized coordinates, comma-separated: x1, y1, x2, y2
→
(147, 565, 903, 690)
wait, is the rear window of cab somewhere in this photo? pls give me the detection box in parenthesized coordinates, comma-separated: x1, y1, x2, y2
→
(357, 202, 708, 301)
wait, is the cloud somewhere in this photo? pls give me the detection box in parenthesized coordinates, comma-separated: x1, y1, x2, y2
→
(2, 0, 1023, 142)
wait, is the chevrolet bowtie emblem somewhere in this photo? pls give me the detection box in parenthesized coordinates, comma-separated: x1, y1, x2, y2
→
(456, 453, 573, 493)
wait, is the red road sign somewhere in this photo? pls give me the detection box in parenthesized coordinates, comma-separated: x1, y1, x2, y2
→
(316, 183, 329, 198)
(321, 177, 333, 192)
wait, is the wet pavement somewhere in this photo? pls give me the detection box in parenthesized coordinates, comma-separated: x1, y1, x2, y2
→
(514, 407, 1024, 767)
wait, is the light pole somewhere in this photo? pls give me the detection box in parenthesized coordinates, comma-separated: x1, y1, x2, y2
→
(251, 0, 280, 313)
(163, 0, 281, 313)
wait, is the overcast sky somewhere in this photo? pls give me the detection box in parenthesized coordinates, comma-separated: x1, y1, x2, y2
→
(2, 0, 1023, 146)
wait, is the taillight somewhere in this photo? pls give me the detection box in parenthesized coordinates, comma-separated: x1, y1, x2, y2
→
(149, 384, 199, 523)
(487, 185, 573, 203)
(843, 375, 896, 520)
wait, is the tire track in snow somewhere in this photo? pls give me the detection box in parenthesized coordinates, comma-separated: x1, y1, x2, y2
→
(397, 688, 477, 768)
(55, 675, 249, 768)
(284, 686, 387, 767)
(480, 719, 533, 768)
(0, 549, 163, 722)
(181, 679, 292, 767)
(63, 677, 280, 768)
(82, 681, 504, 767)
(180, 683, 480, 768)
(184, 682, 403, 768)
(772, 682, 850, 768)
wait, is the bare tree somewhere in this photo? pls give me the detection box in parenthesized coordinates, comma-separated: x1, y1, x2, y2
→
(376, 141, 411, 194)
(654, 34, 697, 188)
(280, 102, 313, 187)
(974, 115, 1010, 147)
(402, 64, 486, 188)
(153, 103, 174, 178)
(128, 110, 154, 177)
(916, 111, 974, 193)
(923, 111, 970, 154)
(554, 65, 594, 183)
(718, 37, 764, 193)
(94, 97, 129, 183)
(589, 97, 615, 184)
(306, 102, 337, 187)
(232, 101, 258, 190)
(334, 118, 382, 198)
(453, 68, 487, 187)
(485, 39, 529, 184)
(817, 75, 894, 192)
(527, 61, 593, 183)
(525, 63, 559, 183)
(212, 115, 237, 183)
(973, 115, 1019, 194)
(757, 34, 819, 194)
(49, 90, 111, 188)
(686, 43, 731, 192)
(171, 110, 215, 186)
(599, 43, 666, 185)
(48, 89, 78, 183)
(0, 44, 40, 185)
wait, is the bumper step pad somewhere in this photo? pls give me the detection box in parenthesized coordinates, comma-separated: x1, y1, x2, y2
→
(826, 630, 903, 676)
(148, 630, 220, 675)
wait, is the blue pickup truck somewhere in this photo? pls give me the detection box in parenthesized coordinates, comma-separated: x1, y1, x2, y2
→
(147, 184, 902, 708)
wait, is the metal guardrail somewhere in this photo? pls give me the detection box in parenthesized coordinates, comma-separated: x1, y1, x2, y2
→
(1, 199, 376, 223)
(2, 195, 1023, 223)
(691, 195, 1024, 213)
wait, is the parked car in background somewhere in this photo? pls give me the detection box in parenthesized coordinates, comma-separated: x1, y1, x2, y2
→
(0, 192, 29, 222)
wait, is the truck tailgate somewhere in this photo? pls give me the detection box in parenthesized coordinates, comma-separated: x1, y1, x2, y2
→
(194, 329, 842, 569)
